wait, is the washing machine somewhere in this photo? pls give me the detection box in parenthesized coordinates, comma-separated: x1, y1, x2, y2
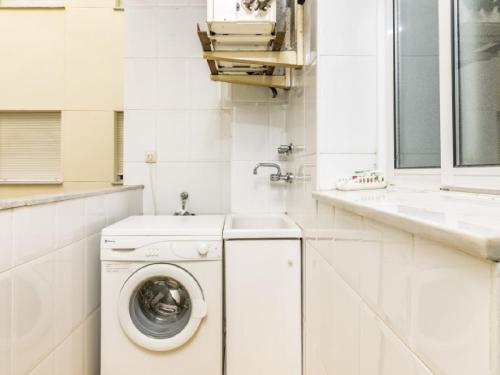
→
(100, 215, 225, 375)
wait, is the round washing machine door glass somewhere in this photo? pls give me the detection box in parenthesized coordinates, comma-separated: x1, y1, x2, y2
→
(118, 263, 207, 352)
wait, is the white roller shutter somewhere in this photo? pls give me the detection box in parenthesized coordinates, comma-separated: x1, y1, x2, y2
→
(0, 112, 61, 183)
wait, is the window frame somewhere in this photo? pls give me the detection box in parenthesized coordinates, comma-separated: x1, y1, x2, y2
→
(439, 0, 500, 191)
(383, 0, 500, 191)
(384, 0, 442, 189)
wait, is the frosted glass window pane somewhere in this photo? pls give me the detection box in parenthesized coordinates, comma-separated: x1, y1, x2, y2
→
(454, 0, 500, 166)
(395, 0, 441, 169)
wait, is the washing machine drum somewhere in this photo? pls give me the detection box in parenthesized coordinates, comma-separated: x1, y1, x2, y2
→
(118, 263, 207, 352)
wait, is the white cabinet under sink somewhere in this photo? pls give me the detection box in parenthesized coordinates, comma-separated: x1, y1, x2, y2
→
(224, 215, 302, 375)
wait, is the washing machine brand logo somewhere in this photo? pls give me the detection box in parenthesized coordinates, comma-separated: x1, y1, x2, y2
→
(104, 239, 116, 243)
(146, 248, 160, 258)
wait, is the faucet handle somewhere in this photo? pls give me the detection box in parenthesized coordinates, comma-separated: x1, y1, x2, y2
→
(277, 143, 305, 156)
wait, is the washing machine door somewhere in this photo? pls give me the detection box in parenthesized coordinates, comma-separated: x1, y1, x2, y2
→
(118, 263, 207, 352)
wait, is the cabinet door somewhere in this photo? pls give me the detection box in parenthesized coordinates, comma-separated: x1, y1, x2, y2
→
(225, 240, 301, 375)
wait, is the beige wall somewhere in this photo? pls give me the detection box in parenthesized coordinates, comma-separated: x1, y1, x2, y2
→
(0, 0, 123, 195)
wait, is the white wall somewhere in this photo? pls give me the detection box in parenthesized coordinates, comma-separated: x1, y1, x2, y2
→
(0, 188, 142, 375)
(316, 0, 379, 190)
(286, 0, 381, 227)
(123, 1, 287, 215)
(304, 201, 494, 375)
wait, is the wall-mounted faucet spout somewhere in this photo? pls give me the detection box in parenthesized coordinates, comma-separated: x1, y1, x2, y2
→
(253, 163, 294, 183)
(253, 162, 282, 176)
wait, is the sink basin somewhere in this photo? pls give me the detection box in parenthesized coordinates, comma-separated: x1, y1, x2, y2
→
(224, 214, 302, 239)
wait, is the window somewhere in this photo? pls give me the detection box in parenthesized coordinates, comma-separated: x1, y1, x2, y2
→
(0, 112, 61, 183)
(115, 112, 124, 183)
(394, 0, 441, 169)
(453, 0, 500, 167)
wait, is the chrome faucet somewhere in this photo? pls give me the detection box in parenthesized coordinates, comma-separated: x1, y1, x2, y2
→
(253, 163, 294, 183)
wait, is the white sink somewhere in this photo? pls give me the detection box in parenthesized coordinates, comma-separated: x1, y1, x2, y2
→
(223, 214, 302, 239)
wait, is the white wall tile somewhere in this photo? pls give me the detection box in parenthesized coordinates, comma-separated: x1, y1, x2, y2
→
(54, 327, 84, 375)
(269, 104, 287, 153)
(29, 354, 54, 375)
(156, 162, 228, 214)
(55, 199, 86, 249)
(189, 110, 230, 162)
(124, 110, 156, 162)
(318, 0, 377, 56)
(124, 162, 156, 215)
(0, 210, 13, 273)
(232, 104, 271, 161)
(156, 58, 189, 109)
(411, 237, 491, 375)
(157, 6, 205, 58)
(85, 195, 107, 237)
(13, 204, 56, 266)
(125, 6, 157, 58)
(318, 55, 377, 155)
(54, 241, 84, 345)
(156, 110, 189, 162)
(127, 189, 144, 216)
(0, 272, 12, 375)
(83, 310, 100, 375)
(189, 59, 221, 109)
(231, 161, 286, 214)
(84, 234, 101, 318)
(124, 59, 156, 110)
(13, 254, 55, 375)
(105, 192, 129, 225)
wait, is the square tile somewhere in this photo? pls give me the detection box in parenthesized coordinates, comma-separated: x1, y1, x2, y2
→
(232, 104, 270, 161)
(124, 110, 156, 163)
(84, 234, 101, 317)
(125, 6, 157, 58)
(0, 272, 12, 375)
(85, 195, 107, 237)
(317, 56, 377, 155)
(55, 327, 84, 375)
(12, 254, 55, 375)
(156, 58, 189, 110)
(156, 110, 189, 162)
(55, 199, 86, 249)
(54, 241, 84, 345)
(0, 210, 13, 272)
(189, 110, 230, 162)
(318, 0, 376, 56)
(124, 58, 156, 110)
(12, 204, 56, 266)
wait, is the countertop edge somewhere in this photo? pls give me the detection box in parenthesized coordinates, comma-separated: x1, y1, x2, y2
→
(313, 191, 497, 262)
(0, 185, 144, 211)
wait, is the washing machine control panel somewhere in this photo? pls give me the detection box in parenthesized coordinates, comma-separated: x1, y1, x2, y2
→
(101, 237, 222, 261)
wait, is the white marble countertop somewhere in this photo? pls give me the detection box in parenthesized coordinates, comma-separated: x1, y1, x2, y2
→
(0, 185, 143, 211)
(313, 187, 500, 261)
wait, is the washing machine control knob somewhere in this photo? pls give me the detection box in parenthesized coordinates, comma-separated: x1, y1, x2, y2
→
(198, 244, 209, 257)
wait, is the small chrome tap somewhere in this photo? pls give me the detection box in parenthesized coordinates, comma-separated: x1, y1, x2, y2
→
(253, 163, 294, 183)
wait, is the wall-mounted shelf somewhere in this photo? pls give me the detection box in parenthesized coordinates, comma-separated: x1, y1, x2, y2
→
(197, 0, 304, 92)
(210, 71, 291, 89)
(202, 50, 302, 69)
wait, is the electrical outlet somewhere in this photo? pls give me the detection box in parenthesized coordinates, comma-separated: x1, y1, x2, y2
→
(145, 151, 157, 164)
